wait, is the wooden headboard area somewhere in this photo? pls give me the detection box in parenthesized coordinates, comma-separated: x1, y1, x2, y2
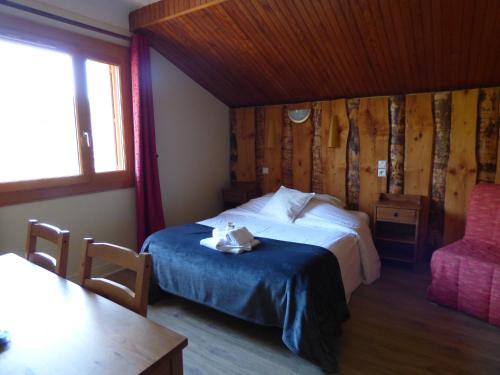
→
(230, 88, 500, 250)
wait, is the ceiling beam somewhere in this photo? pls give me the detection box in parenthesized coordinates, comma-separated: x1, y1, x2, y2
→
(129, 0, 228, 31)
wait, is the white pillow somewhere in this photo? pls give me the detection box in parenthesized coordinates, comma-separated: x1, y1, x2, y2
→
(296, 199, 363, 229)
(313, 193, 346, 208)
(260, 186, 315, 222)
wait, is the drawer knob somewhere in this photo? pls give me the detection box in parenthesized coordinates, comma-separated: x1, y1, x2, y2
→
(393, 212, 399, 217)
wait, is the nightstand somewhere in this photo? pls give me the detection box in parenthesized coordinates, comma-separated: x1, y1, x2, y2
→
(222, 182, 260, 209)
(373, 193, 424, 265)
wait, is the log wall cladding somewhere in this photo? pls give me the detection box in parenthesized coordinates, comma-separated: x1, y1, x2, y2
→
(255, 107, 265, 188)
(311, 102, 323, 194)
(320, 99, 350, 203)
(477, 88, 499, 183)
(428, 92, 452, 249)
(404, 93, 434, 197)
(357, 97, 389, 221)
(388, 96, 405, 194)
(291, 110, 313, 192)
(263, 105, 283, 193)
(347, 99, 361, 210)
(443, 89, 479, 244)
(231, 107, 256, 182)
(230, 86, 500, 252)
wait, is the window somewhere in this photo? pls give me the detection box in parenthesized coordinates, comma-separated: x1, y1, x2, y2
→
(0, 14, 133, 206)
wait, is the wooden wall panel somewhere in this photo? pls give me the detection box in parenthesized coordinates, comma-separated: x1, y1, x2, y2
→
(255, 107, 265, 188)
(231, 108, 256, 182)
(358, 97, 389, 220)
(404, 93, 434, 196)
(311, 102, 323, 193)
(292, 117, 313, 192)
(443, 89, 479, 244)
(477, 88, 499, 183)
(347, 99, 361, 209)
(388, 96, 405, 194)
(428, 92, 452, 249)
(282, 108, 293, 187)
(232, 85, 496, 250)
(262, 105, 283, 193)
(320, 99, 349, 203)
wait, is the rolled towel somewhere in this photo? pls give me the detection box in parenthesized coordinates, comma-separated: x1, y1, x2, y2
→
(227, 226, 254, 246)
(200, 237, 260, 254)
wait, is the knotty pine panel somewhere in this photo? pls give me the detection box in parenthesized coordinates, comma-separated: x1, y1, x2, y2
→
(404, 93, 434, 197)
(230, 85, 498, 252)
(443, 89, 479, 244)
(262, 105, 283, 193)
(320, 99, 349, 203)
(231, 108, 256, 182)
(291, 117, 313, 192)
(357, 97, 390, 221)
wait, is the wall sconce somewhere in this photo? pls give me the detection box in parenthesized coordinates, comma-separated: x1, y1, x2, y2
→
(328, 115, 340, 148)
(265, 124, 275, 149)
(288, 108, 311, 124)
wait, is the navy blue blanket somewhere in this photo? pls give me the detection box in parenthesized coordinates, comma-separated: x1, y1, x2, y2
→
(142, 224, 349, 372)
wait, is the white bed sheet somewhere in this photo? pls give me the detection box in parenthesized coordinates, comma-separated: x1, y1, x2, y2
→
(199, 197, 380, 301)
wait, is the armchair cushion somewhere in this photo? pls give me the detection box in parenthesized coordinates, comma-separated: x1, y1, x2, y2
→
(428, 239, 500, 325)
(428, 184, 500, 326)
(464, 183, 500, 247)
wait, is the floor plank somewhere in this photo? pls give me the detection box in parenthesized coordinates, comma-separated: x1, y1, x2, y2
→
(110, 263, 500, 374)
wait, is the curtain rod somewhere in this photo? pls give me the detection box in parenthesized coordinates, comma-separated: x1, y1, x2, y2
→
(0, 0, 130, 41)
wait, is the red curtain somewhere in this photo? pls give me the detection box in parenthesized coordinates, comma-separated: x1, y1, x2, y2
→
(131, 34, 165, 249)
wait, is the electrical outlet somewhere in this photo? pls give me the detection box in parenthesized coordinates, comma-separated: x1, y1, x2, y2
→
(378, 160, 387, 169)
(262, 167, 269, 175)
(377, 168, 386, 177)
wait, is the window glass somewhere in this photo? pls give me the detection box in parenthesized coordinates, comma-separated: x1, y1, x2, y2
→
(0, 38, 80, 183)
(86, 60, 125, 173)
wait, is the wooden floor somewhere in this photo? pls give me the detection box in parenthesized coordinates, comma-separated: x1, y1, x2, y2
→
(112, 263, 500, 375)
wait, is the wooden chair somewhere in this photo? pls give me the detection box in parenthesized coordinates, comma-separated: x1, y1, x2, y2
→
(25, 219, 70, 278)
(79, 238, 152, 316)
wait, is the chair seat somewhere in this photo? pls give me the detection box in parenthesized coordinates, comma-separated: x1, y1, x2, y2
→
(428, 239, 500, 326)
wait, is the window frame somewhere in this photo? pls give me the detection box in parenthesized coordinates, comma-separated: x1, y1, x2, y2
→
(0, 13, 134, 206)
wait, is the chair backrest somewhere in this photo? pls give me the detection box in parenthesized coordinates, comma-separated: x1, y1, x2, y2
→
(464, 184, 500, 247)
(25, 219, 70, 278)
(79, 238, 152, 316)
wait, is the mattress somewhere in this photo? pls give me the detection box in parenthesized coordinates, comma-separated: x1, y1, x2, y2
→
(199, 196, 380, 300)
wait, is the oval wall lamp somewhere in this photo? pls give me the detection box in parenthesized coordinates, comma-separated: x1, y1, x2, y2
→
(287, 108, 311, 124)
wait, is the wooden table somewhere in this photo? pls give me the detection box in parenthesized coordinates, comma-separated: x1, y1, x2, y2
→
(0, 253, 187, 375)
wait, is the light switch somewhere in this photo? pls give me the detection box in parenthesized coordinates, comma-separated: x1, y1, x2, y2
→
(378, 160, 387, 169)
(377, 168, 386, 177)
(262, 167, 269, 175)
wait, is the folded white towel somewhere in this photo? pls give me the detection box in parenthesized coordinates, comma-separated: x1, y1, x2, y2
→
(200, 237, 260, 254)
(227, 226, 254, 246)
(212, 228, 228, 241)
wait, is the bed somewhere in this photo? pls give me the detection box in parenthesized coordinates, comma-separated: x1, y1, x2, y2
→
(142, 191, 380, 372)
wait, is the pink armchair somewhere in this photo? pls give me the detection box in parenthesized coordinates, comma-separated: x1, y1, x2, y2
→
(427, 183, 500, 325)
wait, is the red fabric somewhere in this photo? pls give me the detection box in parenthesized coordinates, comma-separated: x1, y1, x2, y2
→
(464, 183, 500, 247)
(428, 184, 500, 325)
(131, 35, 165, 249)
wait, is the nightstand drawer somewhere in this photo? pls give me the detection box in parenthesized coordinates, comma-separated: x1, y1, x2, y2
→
(377, 207, 417, 224)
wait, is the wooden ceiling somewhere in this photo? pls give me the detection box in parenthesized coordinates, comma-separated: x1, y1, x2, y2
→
(130, 0, 500, 107)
